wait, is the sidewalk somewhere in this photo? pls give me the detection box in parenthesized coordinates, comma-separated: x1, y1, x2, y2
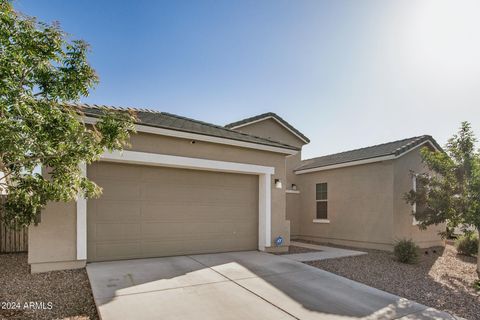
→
(281, 241, 367, 262)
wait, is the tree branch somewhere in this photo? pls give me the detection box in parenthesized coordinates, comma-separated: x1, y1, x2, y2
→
(0, 171, 13, 182)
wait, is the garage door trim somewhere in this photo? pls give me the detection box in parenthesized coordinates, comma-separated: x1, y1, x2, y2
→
(76, 150, 274, 260)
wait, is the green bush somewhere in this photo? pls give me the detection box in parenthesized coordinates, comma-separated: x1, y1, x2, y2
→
(474, 280, 480, 292)
(394, 239, 419, 264)
(455, 233, 478, 256)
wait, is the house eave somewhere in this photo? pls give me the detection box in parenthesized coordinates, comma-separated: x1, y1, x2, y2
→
(229, 115, 310, 144)
(295, 140, 440, 174)
(83, 116, 299, 155)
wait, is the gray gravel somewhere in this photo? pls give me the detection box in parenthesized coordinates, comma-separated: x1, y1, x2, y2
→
(304, 242, 479, 320)
(0, 253, 98, 320)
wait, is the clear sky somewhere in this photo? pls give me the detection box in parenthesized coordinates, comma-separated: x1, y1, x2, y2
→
(14, 0, 480, 159)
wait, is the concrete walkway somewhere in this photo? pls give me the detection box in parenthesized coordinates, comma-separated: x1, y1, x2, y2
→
(87, 251, 457, 320)
(283, 241, 367, 262)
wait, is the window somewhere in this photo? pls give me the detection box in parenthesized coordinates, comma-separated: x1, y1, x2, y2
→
(412, 174, 427, 225)
(315, 183, 328, 220)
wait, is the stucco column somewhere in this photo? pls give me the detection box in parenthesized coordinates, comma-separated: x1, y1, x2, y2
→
(258, 173, 271, 250)
(76, 162, 87, 260)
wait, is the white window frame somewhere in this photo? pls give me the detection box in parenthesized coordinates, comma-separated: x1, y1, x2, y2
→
(412, 174, 419, 226)
(314, 183, 329, 223)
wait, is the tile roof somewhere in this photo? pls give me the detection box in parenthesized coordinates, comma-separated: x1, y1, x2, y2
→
(296, 135, 442, 172)
(225, 112, 310, 143)
(70, 103, 299, 151)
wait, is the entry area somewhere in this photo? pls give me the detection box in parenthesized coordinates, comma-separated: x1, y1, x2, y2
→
(87, 162, 259, 262)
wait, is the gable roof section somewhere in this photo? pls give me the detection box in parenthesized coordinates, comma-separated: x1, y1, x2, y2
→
(72, 103, 300, 153)
(296, 135, 442, 174)
(225, 112, 310, 144)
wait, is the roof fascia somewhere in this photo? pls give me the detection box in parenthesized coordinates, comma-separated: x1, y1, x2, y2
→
(295, 140, 440, 174)
(83, 116, 298, 155)
(230, 116, 309, 144)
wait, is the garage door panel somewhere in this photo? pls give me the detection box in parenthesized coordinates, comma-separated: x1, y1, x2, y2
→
(141, 203, 256, 221)
(141, 184, 256, 205)
(95, 180, 141, 201)
(91, 201, 142, 221)
(94, 241, 142, 261)
(87, 163, 259, 262)
(140, 221, 258, 239)
(94, 223, 141, 241)
(140, 167, 255, 186)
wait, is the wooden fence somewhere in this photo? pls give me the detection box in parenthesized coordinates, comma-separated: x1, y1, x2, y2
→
(0, 195, 28, 253)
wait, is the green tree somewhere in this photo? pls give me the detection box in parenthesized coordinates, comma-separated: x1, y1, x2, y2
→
(0, 1, 136, 227)
(405, 122, 480, 274)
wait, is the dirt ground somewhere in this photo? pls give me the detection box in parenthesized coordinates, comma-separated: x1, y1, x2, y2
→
(0, 253, 98, 320)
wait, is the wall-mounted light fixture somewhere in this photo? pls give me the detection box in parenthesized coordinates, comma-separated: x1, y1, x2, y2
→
(291, 184, 297, 190)
(274, 179, 282, 189)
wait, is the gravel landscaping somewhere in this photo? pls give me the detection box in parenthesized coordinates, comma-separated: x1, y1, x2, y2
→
(274, 245, 321, 255)
(303, 242, 479, 320)
(0, 253, 98, 320)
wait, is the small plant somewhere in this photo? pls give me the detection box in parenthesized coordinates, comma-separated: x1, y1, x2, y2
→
(394, 239, 419, 264)
(455, 233, 479, 256)
(473, 280, 480, 292)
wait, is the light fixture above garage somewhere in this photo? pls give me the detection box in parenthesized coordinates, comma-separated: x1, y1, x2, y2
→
(274, 179, 282, 189)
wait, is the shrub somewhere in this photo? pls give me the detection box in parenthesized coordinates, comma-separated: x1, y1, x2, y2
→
(394, 239, 419, 264)
(455, 233, 479, 256)
(474, 280, 480, 292)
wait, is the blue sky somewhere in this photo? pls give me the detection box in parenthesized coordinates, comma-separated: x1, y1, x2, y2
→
(15, 0, 480, 159)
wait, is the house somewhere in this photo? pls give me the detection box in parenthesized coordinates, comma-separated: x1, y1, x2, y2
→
(28, 107, 444, 272)
(227, 113, 445, 251)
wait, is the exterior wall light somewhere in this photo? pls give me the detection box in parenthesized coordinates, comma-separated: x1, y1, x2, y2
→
(291, 184, 297, 190)
(274, 179, 282, 189)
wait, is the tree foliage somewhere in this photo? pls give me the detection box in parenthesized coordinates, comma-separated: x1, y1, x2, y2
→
(404, 122, 480, 272)
(0, 1, 136, 227)
(455, 233, 479, 256)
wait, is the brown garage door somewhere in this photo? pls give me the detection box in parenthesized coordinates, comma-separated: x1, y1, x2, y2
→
(87, 162, 259, 262)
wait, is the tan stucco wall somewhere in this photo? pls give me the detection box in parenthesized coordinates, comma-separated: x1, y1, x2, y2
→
(294, 148, 445, 251)
(29, 132, 290, 272)
(286, 152, 302, 188)
(295, 161, 395, 250)
(285, 152, 302, 236)
(28, 201, 86, 272)
(233, 118, 306, 148)
(231, 119, 306, 239)
(286, 193, 301, 237)
(393, 148, 445, 248)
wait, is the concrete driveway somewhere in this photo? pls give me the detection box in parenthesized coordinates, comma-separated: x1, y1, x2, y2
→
(86, 251, 456, 320)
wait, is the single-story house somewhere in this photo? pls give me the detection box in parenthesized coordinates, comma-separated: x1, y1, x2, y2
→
(28, 106, 445, 272)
